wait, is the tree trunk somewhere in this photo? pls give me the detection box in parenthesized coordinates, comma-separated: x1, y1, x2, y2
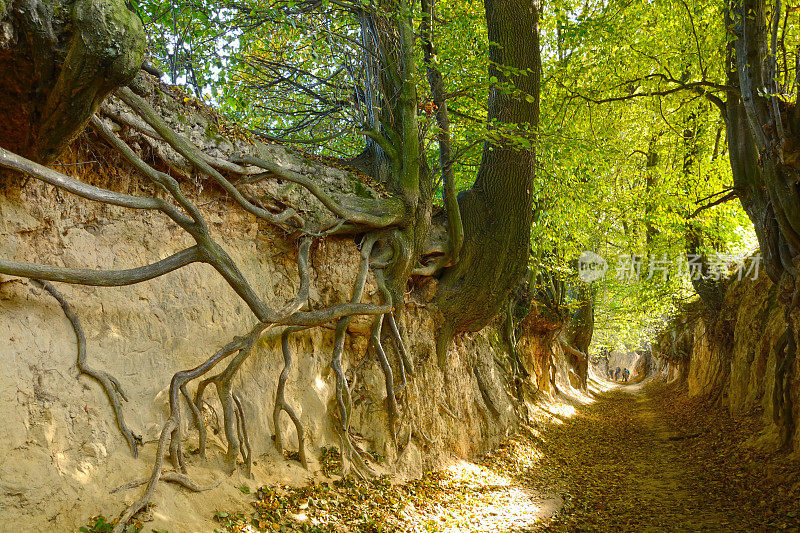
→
(0, 0, 144, 163)
(434, 0, 539, 360)
(725, 0, 799, 449)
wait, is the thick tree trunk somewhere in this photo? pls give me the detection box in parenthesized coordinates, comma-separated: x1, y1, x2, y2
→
(0, 0, 144, 163)
(434, 0, 539, 359)
(725, 0, 799, 449)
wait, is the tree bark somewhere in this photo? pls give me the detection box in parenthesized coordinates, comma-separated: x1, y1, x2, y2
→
(435, 0, 539, 359)
(0, 0, 144, 163)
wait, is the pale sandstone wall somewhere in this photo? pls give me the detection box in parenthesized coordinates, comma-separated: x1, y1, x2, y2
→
(0, 171, 521, 531)
(651, 274, 800, 452)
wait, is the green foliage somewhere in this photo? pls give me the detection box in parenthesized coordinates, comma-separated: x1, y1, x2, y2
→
(532, 0, 756, 349)
(132, 0, 763, 347)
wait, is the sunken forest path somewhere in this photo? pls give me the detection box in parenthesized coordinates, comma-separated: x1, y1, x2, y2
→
(528, 380, 800, 532)
(217, 380, 800, 532)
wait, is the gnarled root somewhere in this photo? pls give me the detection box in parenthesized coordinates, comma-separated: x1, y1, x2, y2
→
(112, 418, 176, 533)
(274, 327, 309, 468)
(113, 325, 266, 533)
(387, 312, 414, 378)
(371, 315, 399, 447)
(193, 340, 259, 474)
(110, 471, 219, 494)
(326, 235, 382, 478)
(29, 279, 141, 457)
(233, 391, 253, 478)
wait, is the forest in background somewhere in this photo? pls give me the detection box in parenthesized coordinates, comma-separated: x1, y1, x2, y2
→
(132, 0, 764, 349)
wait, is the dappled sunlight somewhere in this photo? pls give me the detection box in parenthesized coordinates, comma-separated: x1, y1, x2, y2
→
(398, 460, 555, 532)
(218, 419, 562, 532)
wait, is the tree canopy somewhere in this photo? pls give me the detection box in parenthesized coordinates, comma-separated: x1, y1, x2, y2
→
(3, 0, 800, 525)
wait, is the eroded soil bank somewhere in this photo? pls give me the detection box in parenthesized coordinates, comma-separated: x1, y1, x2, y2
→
(189, 379, 800, 533)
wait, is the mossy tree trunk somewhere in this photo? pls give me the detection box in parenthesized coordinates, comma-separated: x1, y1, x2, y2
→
(724, 0, 798, 449)
(0, 0, 144, 163)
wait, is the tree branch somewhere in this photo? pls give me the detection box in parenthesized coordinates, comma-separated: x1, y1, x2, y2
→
(0, 247, 204, 286)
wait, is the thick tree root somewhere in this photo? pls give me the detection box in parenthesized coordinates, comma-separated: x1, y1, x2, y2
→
(29, 279, 140, 457)
(371, 270, 402, 445)
(371, 316, 399, 446)
(193, 337, 261, 474)
(388, 312, 414, 378)
(473, 364, 501, 418)
(181, 384, 205, 458)
(326, 234, 383, 477)
(233, 391, 253, 478)
(113, 326, 267, 532)
(112, 418, 176, 533)
(115, 87, 304, 229)
(274, 327, 309, 468)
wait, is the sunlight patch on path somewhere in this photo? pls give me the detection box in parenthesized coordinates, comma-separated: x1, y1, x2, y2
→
(400, 460, 560, 532)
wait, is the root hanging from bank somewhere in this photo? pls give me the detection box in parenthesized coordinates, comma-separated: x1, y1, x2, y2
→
(274, 327, 309, 468)
(110, 471, 219, 494)
(112, 326, 265, 533)
(233, 390, 253, 478)
(1, 74, 426, 524)
(29, 279, 141, 457)
(112, 418, 176, 533)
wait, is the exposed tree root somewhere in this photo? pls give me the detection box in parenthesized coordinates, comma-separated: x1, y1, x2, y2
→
(326, 235, 384, 478)
(112, 418, 176, 533)
(274, 327, 309, 468)
(193, 336, 261, 474)
(113, 325, 267, 531)
(412, 422, 435, 447)
(236, 154, 404, 228)
(181, 384, 205, 458)
(110, 471, 219, 494)
(473, 364, 501, 419)
(115, 87, 306, 229)
(388, 312, 414, 378)
(371, 315, 400, 446)
(2, 77, 422, 520)
(438, 401, 459, 420)
(233, 391, 253, 478)
(28, 279, 141, 457)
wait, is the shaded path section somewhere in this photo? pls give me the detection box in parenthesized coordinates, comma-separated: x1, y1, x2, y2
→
(217, 380, 800, 532)
(532, 381, 800, 531)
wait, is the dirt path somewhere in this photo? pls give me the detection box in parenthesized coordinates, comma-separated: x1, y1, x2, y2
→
(215, 381, 800, 533)
(530, 383, 729, 531)
(532, 381, 800, 532)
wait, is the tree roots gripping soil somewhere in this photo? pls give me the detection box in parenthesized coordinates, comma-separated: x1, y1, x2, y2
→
(0, 70, 433, 530)
(28, 279, 142, 457)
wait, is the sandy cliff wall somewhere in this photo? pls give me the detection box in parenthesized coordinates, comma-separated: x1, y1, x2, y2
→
(651, 273, 800, 452)
(0, 79, 582, 531)
(0, 162, 521, 530)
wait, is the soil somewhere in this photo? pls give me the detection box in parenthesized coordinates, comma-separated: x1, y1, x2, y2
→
(533, 380, 800, 531)
(117, 378, 800, 532)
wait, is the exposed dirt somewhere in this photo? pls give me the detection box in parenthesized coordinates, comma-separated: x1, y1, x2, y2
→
(106, 379, 800, 532)
(533, 380, 800, 532)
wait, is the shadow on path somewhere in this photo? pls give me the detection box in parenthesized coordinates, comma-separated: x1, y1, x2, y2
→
(531, 379, 800, 532)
